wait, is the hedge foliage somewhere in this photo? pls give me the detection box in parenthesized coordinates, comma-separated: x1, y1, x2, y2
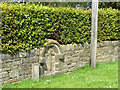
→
(1, 3, 120, 54)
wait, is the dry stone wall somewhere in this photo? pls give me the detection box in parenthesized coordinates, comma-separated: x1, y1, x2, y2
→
(0, 40, 119, 85)
(1, 49, 40, 84)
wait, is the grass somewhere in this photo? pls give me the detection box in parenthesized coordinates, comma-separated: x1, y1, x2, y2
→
(1, 61, 118, 88)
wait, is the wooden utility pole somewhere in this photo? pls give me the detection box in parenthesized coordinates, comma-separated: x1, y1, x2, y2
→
(90, 0, 98, 68)
(0, 1, 3, 86)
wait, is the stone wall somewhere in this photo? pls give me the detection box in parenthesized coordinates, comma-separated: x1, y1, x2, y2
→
(0, 40, 119, 85)
(1, 49, 40, 84)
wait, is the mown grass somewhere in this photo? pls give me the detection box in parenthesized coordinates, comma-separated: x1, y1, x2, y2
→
(1, 61, 118, 88)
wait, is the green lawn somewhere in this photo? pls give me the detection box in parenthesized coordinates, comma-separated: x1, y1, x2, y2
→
(1, 61, 118, 88)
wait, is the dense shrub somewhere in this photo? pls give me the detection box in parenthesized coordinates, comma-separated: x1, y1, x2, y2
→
(1, 3, 120, 54)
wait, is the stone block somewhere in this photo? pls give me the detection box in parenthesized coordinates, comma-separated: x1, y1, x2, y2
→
(19, 51, 27, 58)
(22, 58, 30, 63)
(30, 49, 35, 57)
(112, 41, 119, 46)
(9, 69, 19, 78)
(0, 74, 2, 79)
(32, 64, 40, 80)
(60, 45, 66, 52)
(0, 81, 3, 85)
(55, 64, 61, 68)
(2, 59, 13, 63)
(0, 64, 2, 69)
(18, 67, 25, 76)
(103, 41, 112, 47)
(99, 42, 104, 47)
(34, 48, 40, 56)
(2, 71, 9, 78)
(72, 53, 79, 57)
(69, 44, 74, 51)
(70, 63, 76, 66)
(2, 62, 14, 69)
(73, 44, 79, 50)
(29, 57, 39, 63)
(1, 54, 6, 60)
(79, 51, 90, 57)
(66, 44, 71, 51)
(4, 78, 17, 84)
(78, 43, 84, 50)
(55, 54, 64, 62)
(6, 54, 12, 60)
(84, 42, 90, 49)
(17, 75, 25, 81)
(64, 52, 73, 56)
(2, 76, 10, 83)
(11, 53, 19, 59)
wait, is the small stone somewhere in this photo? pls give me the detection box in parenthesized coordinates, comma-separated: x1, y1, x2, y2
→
(19, 51, 27, 58)
(84, 42, 90, 49)
(78, 43, 83, 50)
(1, 54, 7, 60)
(66, 44, 70, 51)
(30, 49, 35, 57)
(9, 70, 19, 78)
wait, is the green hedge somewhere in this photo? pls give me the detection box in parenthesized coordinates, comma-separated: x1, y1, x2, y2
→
(1, 3, 120, 54)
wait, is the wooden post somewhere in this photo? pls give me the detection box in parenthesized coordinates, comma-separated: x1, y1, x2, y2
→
(90, 0, 98, 68)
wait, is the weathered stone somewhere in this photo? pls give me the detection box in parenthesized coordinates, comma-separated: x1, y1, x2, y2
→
(2, 71, 9, 78)
(0, 81, 3, 85)
(30, 49, 36, 57)
(4, 78, 17, 84)
(66, 44, 71, 51)
(1, 54, 6, 60)
(72, 53, 79, 57)
(29, 57, 39, 63)
(64, 52, 73, 56)
(79, 51, 90, 57)
(99, 42, 104, 47)
(6, 54, 12, 60)
(17, 75, 25, 81)
(2, 62, 14, 69)
(103, 41, 112, 47)
(19, 51, 27, 58)
(32, 64, 40, 80)
(0, 74, 2, 79)
(11, 53, 19, 59)
(73, 44, 79, 50)
(55, 54, 64, 62)
(70, 44, 74, 51)
(22, 58, 30, 63)
(0, 64, 2, 69)
(2, 76, 10, 82)
(9, 70, 19, 78)
(84, 42, 90, 49)
(34, 48, 40, 56)
(112, 41, 119, 46)
(78, 43, 84, 50)
(2, 59, 13, 63)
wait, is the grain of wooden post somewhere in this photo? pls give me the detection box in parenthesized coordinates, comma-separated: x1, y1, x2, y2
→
(90, 0, 98, 68)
